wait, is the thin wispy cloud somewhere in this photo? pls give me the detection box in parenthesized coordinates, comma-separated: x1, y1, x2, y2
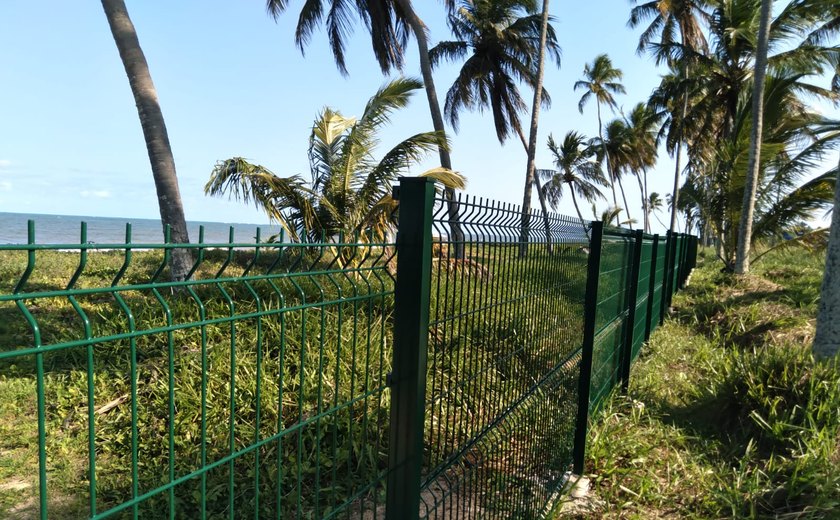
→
(0, 160, 11, 169)
(0, 181, 11, 191)
(80, 190, 111, 199)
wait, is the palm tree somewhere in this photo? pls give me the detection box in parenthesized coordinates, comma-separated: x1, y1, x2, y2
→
(430, 0, 561, 148)
(733, 0, 772, 275)
(429, 0, 561, 250)
(205, 79, 465, 246)
(574, 55, 626, 214)
(628, 103, 661, 232)
(628, 0, 710, 56)
(101, 0, 192, 281)
(628, 0, 710, 235)
(265, 0, 466, 258)
(539, 131, 608, 240)
(592, 204, 638, 227)
(653, 0, 840, 267)
(648, 192, 668, 229)
(522, 0, 552, 254)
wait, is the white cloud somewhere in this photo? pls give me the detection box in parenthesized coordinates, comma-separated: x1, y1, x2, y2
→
(80, 190, 111, 199)
(0, 181, 11, 191)
(0, 160, 10, 169)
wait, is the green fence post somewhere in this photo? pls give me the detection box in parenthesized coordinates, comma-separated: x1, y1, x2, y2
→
(573, 220, 604, 475)
(385, 177, 436, 520)
(620, 229, 644, 393)
(644, 234, 659, 341)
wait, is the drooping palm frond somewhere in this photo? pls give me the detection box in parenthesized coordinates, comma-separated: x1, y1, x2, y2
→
(206, 79, 465, 247)
(265, 0, 408, 75)
(205, 158, 317, 242)
(628, 0, 711, 58)
(752, 170, 837, 241)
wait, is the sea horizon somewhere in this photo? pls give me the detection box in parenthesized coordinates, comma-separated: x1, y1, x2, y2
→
(0, 211, 282, 245)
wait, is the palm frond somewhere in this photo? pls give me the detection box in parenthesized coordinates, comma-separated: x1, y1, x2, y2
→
(429, 40, 469, 67)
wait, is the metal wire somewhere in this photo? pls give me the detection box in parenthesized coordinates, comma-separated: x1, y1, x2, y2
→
(0, 194, 698, 520)
(0, 222, 394, 519)
(420, 193, 588, 518)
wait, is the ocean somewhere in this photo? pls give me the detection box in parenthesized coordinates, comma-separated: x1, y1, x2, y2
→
(0, 212, 283, 245)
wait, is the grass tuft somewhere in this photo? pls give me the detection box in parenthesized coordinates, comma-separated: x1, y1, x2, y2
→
(569, 248, 840, 519)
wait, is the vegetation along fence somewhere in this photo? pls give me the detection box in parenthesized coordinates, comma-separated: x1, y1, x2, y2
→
(0, 177, 697, 519)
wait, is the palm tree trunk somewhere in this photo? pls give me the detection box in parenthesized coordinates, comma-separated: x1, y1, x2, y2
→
(598, 103, 618, 209)
(617, 174, 633, 228)
(734, 0, 772, 275)
(101, 0, 192, 281)
(813, 154, 840, 359)
(634, 172, 647, 232)
(669, 94, 688, 234)
(395, 0, 465, 258)
(519, 0, 551, 257)
(643, 170, 650, 232)
(653, 211, 667, 231)
(569, 188, 590, 241)
(517, 127, 553, 254)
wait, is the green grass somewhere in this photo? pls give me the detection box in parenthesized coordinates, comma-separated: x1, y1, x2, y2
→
(564, 248, 840, 519)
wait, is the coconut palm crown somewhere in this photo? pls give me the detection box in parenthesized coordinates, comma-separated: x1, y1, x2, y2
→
(429, 0, 562, 145)
(539, 131, 608, 239)
(205, 78, 465, 243)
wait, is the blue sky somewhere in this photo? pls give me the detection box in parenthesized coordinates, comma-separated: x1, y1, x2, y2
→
(1, 1, 836, 233)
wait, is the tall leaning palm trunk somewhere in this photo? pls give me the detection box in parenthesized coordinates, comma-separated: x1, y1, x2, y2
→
(520, 0, 552, 254)
(597, 103, 618, 209)
(517, 130, 554, 252)
(568, 185, 589, 241)
(734, 0, 773, 274)
(669, 93, 688, 233)
(101, 0, 191, 280)
(395, 0, 465, 258)
(813, 154, 840, 359)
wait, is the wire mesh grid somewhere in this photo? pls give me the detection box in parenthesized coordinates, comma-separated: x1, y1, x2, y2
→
(0, 222, 395, 519)
(419, 193, 589, 518)
(588, 228, 636, 411)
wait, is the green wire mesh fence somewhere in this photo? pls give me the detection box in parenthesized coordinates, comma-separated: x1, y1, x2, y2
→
(417, 189, 589, 518)
(0, 224, 395, 519)
(0, 177, 697, 519)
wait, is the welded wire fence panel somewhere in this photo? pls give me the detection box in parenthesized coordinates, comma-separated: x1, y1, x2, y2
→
(650, 238, 667, 327)
(419, 194, 589, 518)
(588, 228, 636, 411)
(1, 187, 701, 520)
(671, 235, 683, 298)
(630, 237, 654, 362)
(0, 224, 395, 520)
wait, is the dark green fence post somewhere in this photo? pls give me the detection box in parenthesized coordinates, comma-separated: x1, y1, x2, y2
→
(386, 177, 436, 520)
(573, 220, 604, 475)
(620, 229, 644, 393)
(644, 234, 659, 341)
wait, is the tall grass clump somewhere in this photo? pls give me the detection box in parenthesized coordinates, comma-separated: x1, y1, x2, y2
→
(573, 247, 840, 520)
(708, 345, 840, 518)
